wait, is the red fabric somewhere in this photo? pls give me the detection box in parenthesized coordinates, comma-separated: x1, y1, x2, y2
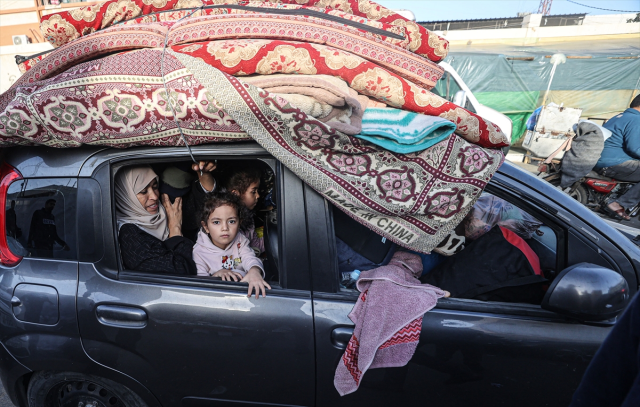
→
(39, 0, 449, 61)
(173, 39, 509, 147)
(499, 226, 542, 276)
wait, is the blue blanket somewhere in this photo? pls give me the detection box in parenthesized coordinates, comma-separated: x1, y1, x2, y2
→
(356, 108, 456, 153)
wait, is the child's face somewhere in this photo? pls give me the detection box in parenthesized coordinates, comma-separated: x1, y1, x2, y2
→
(237, 180, 260, 210)
(202, 204, 239, 249)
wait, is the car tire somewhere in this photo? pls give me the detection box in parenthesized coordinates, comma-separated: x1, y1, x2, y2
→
(546, 178, 589, 206)
(27, 371, 148, 407)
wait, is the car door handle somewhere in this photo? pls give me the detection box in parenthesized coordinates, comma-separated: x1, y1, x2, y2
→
(96, 305, 147, 329)
(331, 327, 354, 349)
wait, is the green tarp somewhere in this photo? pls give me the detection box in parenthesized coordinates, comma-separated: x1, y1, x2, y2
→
(445, 50, 640, 142)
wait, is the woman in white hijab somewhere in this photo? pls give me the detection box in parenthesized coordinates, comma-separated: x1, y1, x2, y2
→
(116, 165, 196, 275)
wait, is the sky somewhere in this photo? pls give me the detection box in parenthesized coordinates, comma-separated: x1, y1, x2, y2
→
(375, 0, 640, 21)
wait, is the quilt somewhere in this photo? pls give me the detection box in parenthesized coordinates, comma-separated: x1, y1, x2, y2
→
(0, 45, 504, 253)
(39, 0, 449, 62)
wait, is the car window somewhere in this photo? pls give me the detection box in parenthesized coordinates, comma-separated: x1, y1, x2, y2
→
(5, 178, 78, 260)
(114, 159, 280, 283)
(432, 72, 477, 113)
(331, 190, 558, 305)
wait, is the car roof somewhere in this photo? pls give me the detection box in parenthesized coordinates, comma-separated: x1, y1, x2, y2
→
(4, 146, 108, 178)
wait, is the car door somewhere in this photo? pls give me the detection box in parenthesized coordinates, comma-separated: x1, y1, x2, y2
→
(0, 174, 81, 369)
(306, 172, 632, 407)
(75, 151, 316, 407)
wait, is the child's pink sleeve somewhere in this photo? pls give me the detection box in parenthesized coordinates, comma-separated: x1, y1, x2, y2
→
(192, 247, 210, 276)
(238, 234, 264, 277)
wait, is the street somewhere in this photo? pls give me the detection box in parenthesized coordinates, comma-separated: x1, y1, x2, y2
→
(0, 386, 13, 407)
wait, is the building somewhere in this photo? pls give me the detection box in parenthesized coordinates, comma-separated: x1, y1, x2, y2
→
(419, 12, 639, 48)
(0, 0, 94, 93)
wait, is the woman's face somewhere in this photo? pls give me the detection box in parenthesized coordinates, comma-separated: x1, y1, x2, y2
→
(235, 180, 260, 210)
(137, 179, 160, 214)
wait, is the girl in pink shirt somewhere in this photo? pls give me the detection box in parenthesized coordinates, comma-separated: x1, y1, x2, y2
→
(192, 192, 271, 298)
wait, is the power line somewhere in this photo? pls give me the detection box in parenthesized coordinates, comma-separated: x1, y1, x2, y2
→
(566, 0, 640, 13)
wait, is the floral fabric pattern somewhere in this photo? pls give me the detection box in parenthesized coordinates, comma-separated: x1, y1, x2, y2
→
(173, 38, 509, 147)
(38, 0, 448, 62)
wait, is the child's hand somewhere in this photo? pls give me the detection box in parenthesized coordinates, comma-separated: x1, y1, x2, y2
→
(211, 269, 243, 282)
(242, 267, 271, 299)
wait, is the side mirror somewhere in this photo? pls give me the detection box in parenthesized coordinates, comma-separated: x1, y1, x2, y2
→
(541, 262, 629, 321)
(453, 90, 467, 107)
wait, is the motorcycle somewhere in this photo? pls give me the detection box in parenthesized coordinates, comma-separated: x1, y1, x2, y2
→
(542, 165, 640, 218)
(521, 105, 640, 220)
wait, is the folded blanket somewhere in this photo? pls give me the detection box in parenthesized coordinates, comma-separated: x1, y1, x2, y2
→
(357, 107, 456, 153)
(39, 0, 449, 62)
(334, 251, 446, 395)
(241, 74, 368, 135)
(173, 38, 509, 148)
(8, 23, 507, 148)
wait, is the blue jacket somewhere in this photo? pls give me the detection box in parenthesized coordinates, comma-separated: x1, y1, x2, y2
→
(594, 108, 640, 170)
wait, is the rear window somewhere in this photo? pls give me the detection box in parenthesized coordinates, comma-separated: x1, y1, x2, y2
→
(5, 178, 77, 261)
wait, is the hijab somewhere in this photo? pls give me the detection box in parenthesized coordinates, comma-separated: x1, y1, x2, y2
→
(115, 166, 169, 241)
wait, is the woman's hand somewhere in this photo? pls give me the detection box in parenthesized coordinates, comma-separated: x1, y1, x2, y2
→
(242, 267, 271, 299)
(162, 194, 183, 237)
(212, 269, 244, 282)
(192, 161, 217, 192)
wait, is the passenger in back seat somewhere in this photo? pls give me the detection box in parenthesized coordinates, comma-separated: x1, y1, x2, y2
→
(226, 167, 264, 255)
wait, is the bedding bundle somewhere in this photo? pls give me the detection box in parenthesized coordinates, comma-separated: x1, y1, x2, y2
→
(0, 0, 509, 256)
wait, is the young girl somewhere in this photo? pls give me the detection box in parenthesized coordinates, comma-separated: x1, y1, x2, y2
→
(192, 192, 271, 298)
(226, 168, 264, 254)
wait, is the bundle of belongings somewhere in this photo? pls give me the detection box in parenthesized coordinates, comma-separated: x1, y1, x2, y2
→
(0, 0, 514, 396)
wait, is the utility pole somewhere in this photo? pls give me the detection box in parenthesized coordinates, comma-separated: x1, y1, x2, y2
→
(538, 0, 553, 15)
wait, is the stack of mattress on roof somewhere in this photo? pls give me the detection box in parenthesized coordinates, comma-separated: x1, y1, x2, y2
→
(0, 0, 510, 254)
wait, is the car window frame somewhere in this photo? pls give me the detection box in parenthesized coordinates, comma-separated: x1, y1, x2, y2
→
(88, 151, 311, 294)
(310, 173, 581, 320)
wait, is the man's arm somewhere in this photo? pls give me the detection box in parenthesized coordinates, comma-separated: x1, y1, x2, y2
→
(623, 120, 640, 159)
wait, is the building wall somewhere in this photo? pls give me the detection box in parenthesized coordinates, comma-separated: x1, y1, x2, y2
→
(0, 42, 53, 93)
(437, 14, 640, 47)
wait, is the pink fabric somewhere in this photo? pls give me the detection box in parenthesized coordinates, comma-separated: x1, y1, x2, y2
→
(241, 223, 265, 254)
(334, 251, 446, 395)
(193, 230, 264, 277)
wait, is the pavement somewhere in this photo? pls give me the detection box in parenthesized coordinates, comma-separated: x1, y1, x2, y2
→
(0, 387, 14, 407)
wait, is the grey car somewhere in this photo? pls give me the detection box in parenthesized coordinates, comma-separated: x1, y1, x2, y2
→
(0, 143, 634, 407)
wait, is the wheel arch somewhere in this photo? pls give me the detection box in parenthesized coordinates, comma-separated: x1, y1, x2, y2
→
(18, 365, 161, 407)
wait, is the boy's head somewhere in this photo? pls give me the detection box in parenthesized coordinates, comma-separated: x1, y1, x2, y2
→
(226, 168, 261, 210)
(199, 191, 250, 248)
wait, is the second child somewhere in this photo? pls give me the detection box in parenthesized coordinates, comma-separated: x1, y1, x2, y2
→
(226, 168, 265, 254)
(193, 191, 271, 298)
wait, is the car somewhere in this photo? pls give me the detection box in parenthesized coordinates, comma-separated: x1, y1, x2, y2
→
(433, 61, 513, 142)
(0, 143, 635, 407)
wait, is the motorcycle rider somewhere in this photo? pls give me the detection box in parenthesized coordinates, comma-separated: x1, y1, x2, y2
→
(593, 94, 640, 221)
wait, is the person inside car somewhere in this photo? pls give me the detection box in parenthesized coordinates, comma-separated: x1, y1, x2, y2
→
(159, 161, 217, 242)
(227, 167, 264, 254)
(193, 191, 270, 298)
(116, 166, 197, 275)
(594, 94, 640, 221)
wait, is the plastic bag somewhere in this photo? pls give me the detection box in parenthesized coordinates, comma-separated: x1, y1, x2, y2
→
(463, 194, 543, 240)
